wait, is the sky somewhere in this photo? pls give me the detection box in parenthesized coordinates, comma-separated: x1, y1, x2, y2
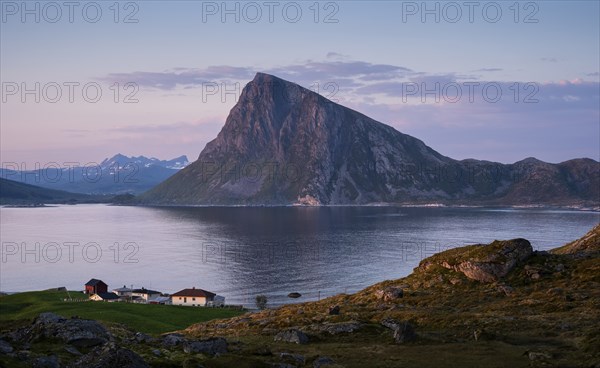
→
(1, 0, 599, 167)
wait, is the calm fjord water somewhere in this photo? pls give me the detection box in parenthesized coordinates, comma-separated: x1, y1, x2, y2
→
(1, 204, 598, 306)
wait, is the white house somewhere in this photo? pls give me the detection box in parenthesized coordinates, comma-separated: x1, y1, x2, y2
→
(113, 285, 133, 297)
(170, 287, 223, 307)
(89, 292, 120, 302)
(131, 288, 161, 303)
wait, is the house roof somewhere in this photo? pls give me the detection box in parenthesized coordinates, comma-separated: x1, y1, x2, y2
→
(113, 286, 132, 292)
(171, 288, 216, 298)
(85, 278, 106, 286)
(132, 288, 161, 295)
(95, 292, 119, 300)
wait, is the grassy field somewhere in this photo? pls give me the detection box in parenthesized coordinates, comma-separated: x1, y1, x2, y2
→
(0, 290, 246, 335)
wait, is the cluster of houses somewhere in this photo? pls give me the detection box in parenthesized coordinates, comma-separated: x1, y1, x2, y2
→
(84, 279, 225, 307)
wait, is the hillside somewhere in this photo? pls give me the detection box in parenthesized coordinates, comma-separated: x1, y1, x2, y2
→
(0, 178, 103, 205)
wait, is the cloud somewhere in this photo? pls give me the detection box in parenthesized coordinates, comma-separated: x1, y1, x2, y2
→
(541, 57, 558, 63)
(473, 68, 503, 72)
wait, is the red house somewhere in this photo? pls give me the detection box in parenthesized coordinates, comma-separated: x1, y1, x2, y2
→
(85, 279, 108, 295)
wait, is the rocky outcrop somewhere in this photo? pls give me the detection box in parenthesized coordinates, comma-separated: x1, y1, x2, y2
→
(29, 313, 111, 347)
(274, 329, 309, 344)
(418, 239, 533, 282)
(140, 73, 599, 207)
(183, 337, 228, 355)
(71, 342, 148, 368)
(381, 319, 416, 343)
(551, 224, 600, 255)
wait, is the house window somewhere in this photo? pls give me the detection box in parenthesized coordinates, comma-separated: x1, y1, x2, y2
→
(184, 297, 187, 303)
(192, 297, 196, 301)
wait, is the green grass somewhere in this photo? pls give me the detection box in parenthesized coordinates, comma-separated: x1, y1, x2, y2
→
(0, 290, 245, 335)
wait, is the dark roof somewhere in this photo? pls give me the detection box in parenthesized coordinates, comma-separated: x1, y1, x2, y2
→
(171, 288, 216, 298)
(96, 292, 119, 300)
(131, 288, 161, 295)
(85, 278, 107, 286)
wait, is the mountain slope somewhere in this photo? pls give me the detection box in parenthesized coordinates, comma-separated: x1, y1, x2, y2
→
(141, 73, 599, 207)
(0, 178, 98, 205)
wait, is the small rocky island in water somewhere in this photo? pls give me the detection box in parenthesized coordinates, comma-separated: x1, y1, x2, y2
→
(1, 224, 599, 367)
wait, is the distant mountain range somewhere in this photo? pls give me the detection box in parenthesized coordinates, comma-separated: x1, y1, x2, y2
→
(140, 73, 599, 208)
(0, 154, 189, 195)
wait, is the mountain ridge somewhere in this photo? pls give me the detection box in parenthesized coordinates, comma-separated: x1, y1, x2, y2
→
(140, 73, 599, 207)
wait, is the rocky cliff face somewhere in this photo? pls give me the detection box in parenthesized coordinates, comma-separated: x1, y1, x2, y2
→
(140, 73, 599, 206)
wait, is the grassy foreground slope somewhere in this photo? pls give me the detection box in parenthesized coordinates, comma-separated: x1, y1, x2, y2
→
(0, 291, 244, 335)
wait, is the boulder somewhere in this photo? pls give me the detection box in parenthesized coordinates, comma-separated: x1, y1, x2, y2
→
(418, 239, 533, 283)
(328, 305, 340, 315)
(375, 287, 403, 301)
(32, 355, 59, 368)
(162, 333, 187, 347)
(30, 313, 111, 347)
(381, 319, 416, 343)
(320, 321, 362, 335)
(274, 329, 309, 344)
(0, 339, 13, 354)
(183, 337, 228, 356)
(71, 342, 148, 368)
(313, 356, 335, 367)
(279, 352, 305, 365)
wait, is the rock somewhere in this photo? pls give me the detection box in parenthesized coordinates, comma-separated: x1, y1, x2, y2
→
(320, 321, 362, 335)
(0, 339, 13, 354)
(72, 342, 148, 368)
(31, 313, 111, 347)
(16, 350, 31, 361)
(279, 352, 305, 364)
(381, 319, 416, 343)
(393, 322, 416, 343)
(555, 263, 565, 272)
(152, 349, 162, 357)
(296, 308, 304, 315)
(134, 332, 154, 343)
(527, 351, 552, 361)
(375, 287, 403, 301)
(287, 292, 302, 298)
(32, 355, 59, 368)
(274, 329, 309, 344)
(313, 356, 335, 367)
(183, 337, 228, 356)
(162, 333, 187, 347)
(64, 345, 82, 356)
(328, 305, 340, 315)
(530, 273, 541, 280)
(419, 239, 533, 283)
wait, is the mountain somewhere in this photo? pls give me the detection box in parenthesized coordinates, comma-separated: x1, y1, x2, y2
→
(0, 154, 189, 195)
(140, 73, 599, 207)
(0, 178, 101, 205)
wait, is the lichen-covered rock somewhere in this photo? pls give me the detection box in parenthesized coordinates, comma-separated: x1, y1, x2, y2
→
(274, 329, 309, 344)
(161, 333, 186, 347)
(375, 287, 403, 301)
(183, 337, 228, 355)
(0, 339, 13, 354)
(418, 239, 533, 282)
(71, 342, 148, 368)
(381, 319, 416, 343)
(29, 313, 111, 347)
